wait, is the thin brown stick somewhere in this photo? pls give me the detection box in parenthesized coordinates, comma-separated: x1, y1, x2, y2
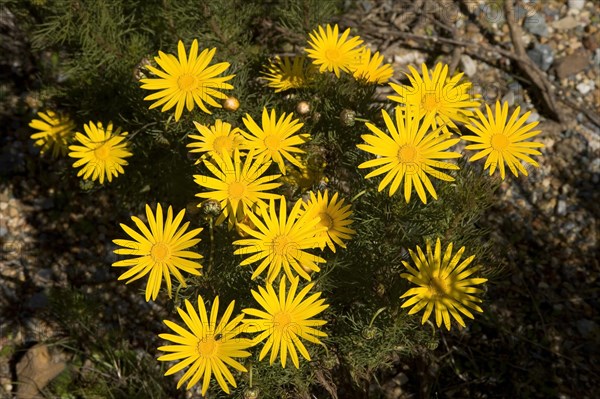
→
(504, 0, 565, 124)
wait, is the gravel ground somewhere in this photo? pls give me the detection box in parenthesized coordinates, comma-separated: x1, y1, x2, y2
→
(342, 0, 599, 397)
(1, 1, 599, 398)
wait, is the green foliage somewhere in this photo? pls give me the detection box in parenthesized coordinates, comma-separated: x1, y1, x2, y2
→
(275, 0, 343, 42)
(43, 288, 175, 398)
(6, 0, 500, 397)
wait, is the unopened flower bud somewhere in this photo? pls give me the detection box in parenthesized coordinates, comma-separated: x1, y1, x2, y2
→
(340, 109, 356, 126)
(361, 326, 379, 340)
(321, 354, 338, 369)
(200, 199, 221, 217)
(296, 101, 311, 115)
(426, 339, 439, 350)
(244, 387, 260, 399)
(312, 111, 322, 123)
(223, 96, 240, 112)
(133, 56, 151, 81)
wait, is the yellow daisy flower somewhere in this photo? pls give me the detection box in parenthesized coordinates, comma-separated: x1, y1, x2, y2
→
(389, 63, 479, 134)
(140, 39, 234, 121)
(242, 276, 328, 368)
(29, 110, 75, 157)
(262, 56, 314, 92)
(112, 204, 203, 301)
(68, 121, 132, 184)
(351, 47, 394, 84)
(233, 196, 326, 283)
(187, 119, 243, 163)
(194, 150, 281, 226)
(158, 295, 252, 394)
(300, 190, 356, 252)
(462, 101, 544, 179)
(400, 238, 487, 331)
(357, 107, 461, 204)
(241, 107, 310, 175)
(306, 24, 363, 78)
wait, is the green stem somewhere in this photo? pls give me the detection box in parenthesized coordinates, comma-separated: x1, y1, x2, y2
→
(208, 216, 214, 275)
(249, 364, 253, 387)
(369, 307, 387, 328)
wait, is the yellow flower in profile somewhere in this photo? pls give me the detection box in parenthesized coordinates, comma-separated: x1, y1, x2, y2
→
(242, 276, 328, 368)
(29, 110, 75, 157)
(263, 56, 313, 92)
(389, 63, 479, 134)
(241, 107, 310, 175)
(187, 119, 243, 163)
(68, 121, 132, 184)
(112, 204, 203, 301)
(281, 153, 328, 191)
(462, 101, 544, 179)
(300, 190, 355, 252)
(233, 196, 326, 283)
(158, 296, 252, 394)
(400, 239, 487, 331)
(357, 107, 460, 204)
(306, 24, 363, 78)
(194, 150, 281, 226)
(140, 39, 234, 121)
(351, 47, 394, 84)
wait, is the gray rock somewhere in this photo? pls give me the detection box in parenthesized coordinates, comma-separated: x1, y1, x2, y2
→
(576, 81, 594, 95)
(527, 44, 555, 71)
(36, 268, 53, 282)
(514, 5, 530, 20)
(554, 51, 590, 79)
(460, 55, 477, 77)
(26, 292, 49, 309)
(590, 158, 600, 174)
(524, 13, 549, 37)
(556, 199, 567, 216)
(592, 49, 600, 66)
(501, 80, 525, 107)
(576, 319, 598, 338)
(568, 0, 585, 11)
(553, 16, 580, 30)
(393, 51, 425, 66)
(526, 112, 540, 123)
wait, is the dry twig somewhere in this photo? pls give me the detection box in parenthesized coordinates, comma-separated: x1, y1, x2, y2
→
(503, 0, 565, 124)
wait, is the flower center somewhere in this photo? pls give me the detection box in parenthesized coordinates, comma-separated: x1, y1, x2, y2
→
(427, 276, 449, 298)
(272, 235, 292, 256)
(421, 92, 440, 112)
(325, 47, 341, 62)
(197, 336, 218, 357)
(397, 145, 417, 163)
(228, 181, 246, 199)
(490, 133, 510, 151)
(318, 212, 334, 229)
(264, 134, 281, 151)
(178, 74, 198, 91)
(150, 242, 170, 262)
(213, 135, 233, 154)
(94, 143, 111, 160)
(273, 311, 292, 330)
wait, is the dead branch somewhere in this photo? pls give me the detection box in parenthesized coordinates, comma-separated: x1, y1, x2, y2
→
(504, 0, 565, 124)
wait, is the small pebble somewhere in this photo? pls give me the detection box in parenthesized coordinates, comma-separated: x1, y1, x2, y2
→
(576, 81, 594, 95)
